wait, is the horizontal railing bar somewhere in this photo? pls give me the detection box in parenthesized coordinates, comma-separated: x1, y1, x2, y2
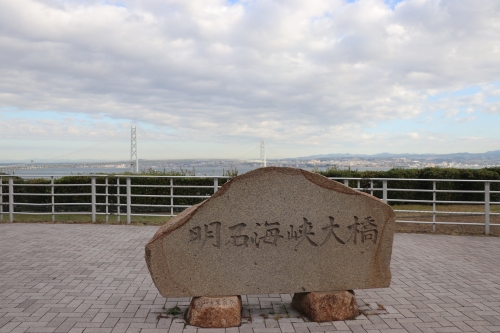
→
(129, 213, 174, 217)
(9, 212, 53, 215)
(114, 175, 231, 178)
(288, 186, 496, 195)
(126, 204, 171, 207)
(4, 175, 112, 178)
(11, 202, 53, 206)
(352, 187, 493, 194)
(51, 203, 94, 206)
(4, 193, 52, 197)
(8, 212, 133, 216)
(11, 203, 199, 209)
(127, 185, 215, 188)
(395, 211, 500, 215)
(7, 212, 173, 217)
(129, 204, 192, 208)
(11, 193, 52, 196)
(352, 188, 380, 191)
(94, 193, 214, 198)
(101, 184, 220, 188)
(387, 189, 486, 193)
(388, 199, 486, 204)
(11, 202, 97, 206)
(329, 177, 500, 182)
(3, 175, 229, 178)
(7, 183, 87, 186)
(113, 194, 210, 199)
(13, 193, 92, 196)
(395, 220, 488, 226)
(120, 185, 199, 188)
(12, 212, 90, 215)
(394, 210, 485, 215)
(130, 214, 177, 217)
(52, 193, 92, 196)
(0, 193, 184, 197)
(8, 212, 132, 216)
(125, 194, 172, 198)
(67, 183, 221, 187)
(13, 202, 91, 206)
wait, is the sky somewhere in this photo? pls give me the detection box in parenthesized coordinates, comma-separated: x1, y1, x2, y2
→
(1, 0, 500, 162)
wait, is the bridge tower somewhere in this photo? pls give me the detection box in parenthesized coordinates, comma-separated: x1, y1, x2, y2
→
(131, 126, 138, 173)
(260, 140, 266, 167)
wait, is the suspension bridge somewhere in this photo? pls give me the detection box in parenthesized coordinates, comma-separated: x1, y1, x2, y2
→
(0, 127, 283, 173)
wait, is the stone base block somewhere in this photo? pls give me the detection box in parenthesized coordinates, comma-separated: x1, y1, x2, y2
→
(291, 291, 359, 322)
(185, 296, 242, 328)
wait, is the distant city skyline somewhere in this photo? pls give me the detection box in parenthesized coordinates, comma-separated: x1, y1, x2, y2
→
(1, 0, 500, 160)
(3, 151, 500, 177)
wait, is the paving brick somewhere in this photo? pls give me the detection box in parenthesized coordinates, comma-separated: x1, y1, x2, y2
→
(2, 225, 500, 333)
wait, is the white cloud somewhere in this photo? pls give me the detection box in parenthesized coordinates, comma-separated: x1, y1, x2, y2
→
(444, 109, 459, 118)
(0, 115, 130, 140)
(0, 0, 500, 157)
(454, 116, 476, 123)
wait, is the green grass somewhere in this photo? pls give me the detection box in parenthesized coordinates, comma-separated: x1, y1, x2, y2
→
(0, 213, 171, 225)
(392, 204, 500, 213)
(166, 306, 182, 316)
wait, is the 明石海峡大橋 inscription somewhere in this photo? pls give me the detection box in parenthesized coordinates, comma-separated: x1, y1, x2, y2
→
(145, 167, 395, 297)
(189, 215, 379, 249)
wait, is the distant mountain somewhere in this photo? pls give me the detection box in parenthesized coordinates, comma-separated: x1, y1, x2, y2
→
(298, 150, 500, 160)
(485, 150, 500, 156)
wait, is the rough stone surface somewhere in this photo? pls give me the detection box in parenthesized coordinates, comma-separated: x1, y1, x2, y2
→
(185, 296, 242, 328)
(145, 167, 395, 297)
(291, 291, 359, 321)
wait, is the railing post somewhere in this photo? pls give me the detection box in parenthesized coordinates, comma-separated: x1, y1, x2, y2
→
(51, 176, 55, 223)
(117, 178, 120, 223)
(105, 177, 109, 224)
(432, 181, 436, 233)
(126, 177, 131, 225)
(0, 176, 3, 221)
(485, 182, 490, 235)
(214, 177, 219, 194)
(344, 179, 349, 187)
(382, 180, 388, 203)
(357, 180, 360, 190)
(91, 177, 96, 223)
(9, 176, 14, 223)
(170, 178, 174, 216)
(370, 180, 373, 196)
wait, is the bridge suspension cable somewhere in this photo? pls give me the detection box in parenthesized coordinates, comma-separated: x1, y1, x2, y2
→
(229, 142, 261, 160)
(139, 130, 187, 158)
(44, 130, 128, 162)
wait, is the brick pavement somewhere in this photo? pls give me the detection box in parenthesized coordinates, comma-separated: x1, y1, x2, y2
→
(1, 223, 499, 333)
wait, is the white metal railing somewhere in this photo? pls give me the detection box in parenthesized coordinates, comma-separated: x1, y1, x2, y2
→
(332, 177, 500, 235)
(1, 175, 499, 234)
(0, 175, 229, 225)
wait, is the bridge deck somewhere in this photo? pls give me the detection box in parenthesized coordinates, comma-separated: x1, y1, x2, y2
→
(1, 223, 499, 333)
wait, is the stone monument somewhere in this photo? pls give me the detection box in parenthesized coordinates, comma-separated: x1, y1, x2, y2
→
(145, 167, 395, 326)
